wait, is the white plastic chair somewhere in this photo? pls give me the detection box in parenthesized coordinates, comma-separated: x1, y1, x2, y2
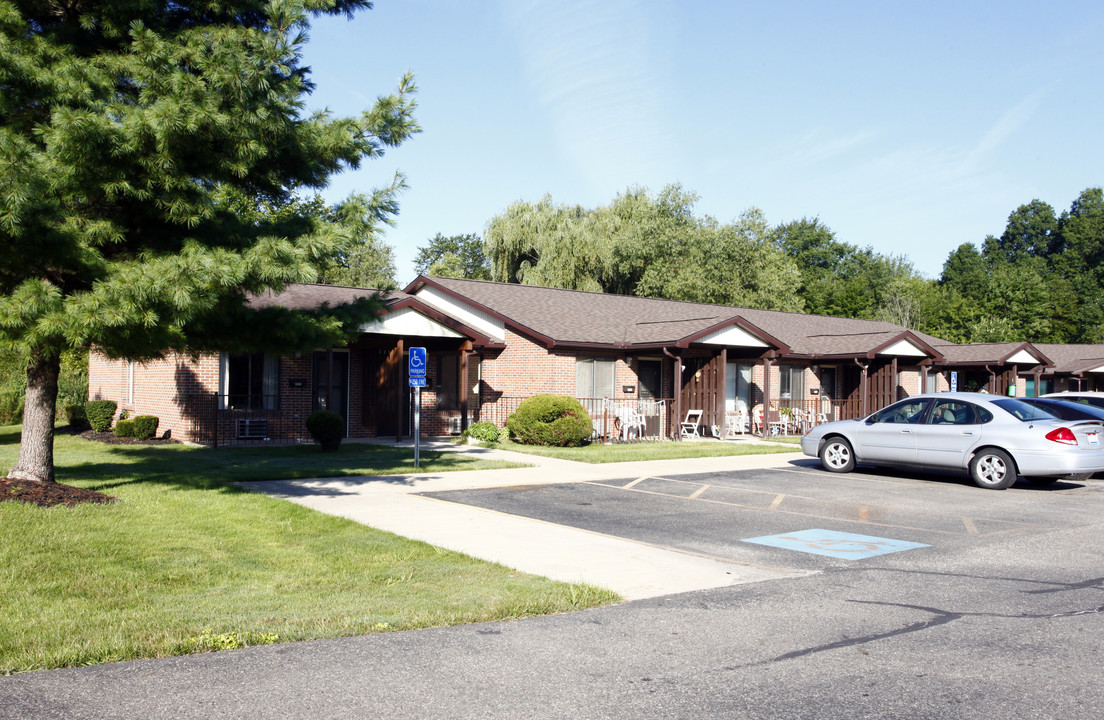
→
(680, 409, 703, 439)
(618, 407, 645, 440)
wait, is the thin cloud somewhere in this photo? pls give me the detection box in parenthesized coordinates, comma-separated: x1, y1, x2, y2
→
(969, 84, 1051, 162)
(497, 0, 671, 192)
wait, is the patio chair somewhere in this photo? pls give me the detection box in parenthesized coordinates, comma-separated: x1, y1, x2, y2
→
(618, 407, 646, 441)
(723, 410, 749, 439)
(680, 409, 703, 439)
(767, 409, 789, 436)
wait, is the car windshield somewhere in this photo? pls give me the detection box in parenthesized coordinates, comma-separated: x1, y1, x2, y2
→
(993, 398, 1058, 421)
(1064, 396, 1104, 410)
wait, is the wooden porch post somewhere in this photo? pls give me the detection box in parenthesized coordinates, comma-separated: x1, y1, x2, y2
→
(719, 348, 727, 436)
(762, 355, 773, 437)
(856, 359, 869, 417)
(667, 349, 682, 440)
(459, 340, 472, 432)
(394, 338, 404, 442)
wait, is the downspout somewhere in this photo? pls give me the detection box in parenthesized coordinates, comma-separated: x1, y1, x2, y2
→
(984, 364, 996, 393)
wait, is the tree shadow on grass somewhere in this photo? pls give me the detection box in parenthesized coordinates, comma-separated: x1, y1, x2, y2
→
(56, 441, 490, 494)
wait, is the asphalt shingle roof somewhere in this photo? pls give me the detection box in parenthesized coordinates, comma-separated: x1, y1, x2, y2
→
(417, 277, 940, 357)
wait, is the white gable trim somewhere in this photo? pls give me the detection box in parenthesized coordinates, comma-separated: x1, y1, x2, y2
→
(360, 307, 463, 338)
(1084, 364, 1104, 374)
(1006, 349, 1040, 365)
(879, 338, 927, 357)
(697, 325, 769, 348)
(413, 286, 506, 343)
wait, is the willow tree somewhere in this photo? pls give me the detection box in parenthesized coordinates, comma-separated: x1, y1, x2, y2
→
(0, 1, 419, 483)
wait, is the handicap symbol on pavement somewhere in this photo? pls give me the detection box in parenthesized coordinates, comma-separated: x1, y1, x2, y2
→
(742, 529, 929, 560)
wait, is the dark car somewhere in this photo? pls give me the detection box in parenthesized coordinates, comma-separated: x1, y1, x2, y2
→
(1020, 397, 1104, 422)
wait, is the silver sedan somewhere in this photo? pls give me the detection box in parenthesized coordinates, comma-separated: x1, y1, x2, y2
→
(800, 392, 1104, 489)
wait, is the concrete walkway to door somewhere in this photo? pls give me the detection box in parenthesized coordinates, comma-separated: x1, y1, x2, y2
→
(239, 440, 809, 600)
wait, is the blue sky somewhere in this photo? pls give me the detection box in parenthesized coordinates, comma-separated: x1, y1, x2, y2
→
(302, 0, 1104, 283)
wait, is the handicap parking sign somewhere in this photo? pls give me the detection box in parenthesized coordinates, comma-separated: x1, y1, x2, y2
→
(409, 347, 426, 378)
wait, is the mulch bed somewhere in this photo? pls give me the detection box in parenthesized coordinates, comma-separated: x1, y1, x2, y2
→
(79, 430, 179, 445)
(0, 477, 116, 507)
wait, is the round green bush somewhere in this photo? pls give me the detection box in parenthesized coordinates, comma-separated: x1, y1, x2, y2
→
(305, 410, 344, 452)
(506, 395, 592, 447)
(114, 418, 135, 438)
(131, 415, 160, 440)
(85, 400, 117, 432)
(464, 421, 502, 443)
(0, 390, 24, 425)
(64, 403, 89, 430)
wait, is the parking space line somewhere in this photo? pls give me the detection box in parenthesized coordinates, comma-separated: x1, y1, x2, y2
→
(584, 476, 1042, 538)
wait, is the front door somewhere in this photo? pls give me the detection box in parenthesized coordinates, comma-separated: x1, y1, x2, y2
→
(313, 351, 349, 435)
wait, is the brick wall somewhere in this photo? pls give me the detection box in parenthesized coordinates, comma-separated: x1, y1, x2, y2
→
(89, 350, 220, 443)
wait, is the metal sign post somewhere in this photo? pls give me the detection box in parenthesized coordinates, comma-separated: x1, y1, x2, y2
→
(409, 347, 427, 468)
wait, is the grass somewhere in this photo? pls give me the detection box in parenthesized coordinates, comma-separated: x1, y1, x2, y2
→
(488, 438, 801, 463)
(0, 426, 617, 674)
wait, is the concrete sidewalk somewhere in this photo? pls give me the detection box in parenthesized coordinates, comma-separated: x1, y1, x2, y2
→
(240, 441, 810, 600)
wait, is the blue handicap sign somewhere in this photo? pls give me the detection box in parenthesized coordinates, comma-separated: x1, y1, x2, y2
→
(409, 347, 426, 378)
(409, 377, 426, 388)
(742, 529, 929, 560)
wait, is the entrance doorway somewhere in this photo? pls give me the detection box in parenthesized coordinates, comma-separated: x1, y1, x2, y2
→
(313, 351, 349, 435)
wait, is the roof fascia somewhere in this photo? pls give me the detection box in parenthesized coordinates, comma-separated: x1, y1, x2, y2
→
(386, 297, 498, 347)
(679, 317, 790, 353)
(869, 331, 944, 361)
(404, 275, 559, 348)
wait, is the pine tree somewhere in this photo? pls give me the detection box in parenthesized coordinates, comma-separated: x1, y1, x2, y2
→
(0, 1, 419, 482)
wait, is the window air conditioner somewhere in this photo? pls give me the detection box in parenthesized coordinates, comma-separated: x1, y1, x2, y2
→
(237, 418, 268, 439)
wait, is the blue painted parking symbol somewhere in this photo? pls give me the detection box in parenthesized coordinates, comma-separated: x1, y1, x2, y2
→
(742, 529, 929, 560)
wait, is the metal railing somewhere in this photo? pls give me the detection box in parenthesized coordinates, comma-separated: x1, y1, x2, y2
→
(476, 396, 675, 441)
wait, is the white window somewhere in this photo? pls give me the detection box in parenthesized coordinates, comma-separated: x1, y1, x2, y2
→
(220, 352, 279, 410)
(576, 358, 616, 399)
(778, 365, 804, 401)
(126, 361, 135, 405)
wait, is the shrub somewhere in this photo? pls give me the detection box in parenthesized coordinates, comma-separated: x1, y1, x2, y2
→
(0, 390, 24, 425)
(85, 400, 117, 432)
(506, 394, 592, 447)
(305, 410, 344, 452)
(64, 403, 89, 429)
(131, 415, 159, 440)
(464, 421, 502, 443)
(114, 419, 135, 438)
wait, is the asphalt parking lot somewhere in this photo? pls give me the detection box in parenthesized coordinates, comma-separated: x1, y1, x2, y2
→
(421, 459, 1104, 574)
(8, 454, 1104, 719)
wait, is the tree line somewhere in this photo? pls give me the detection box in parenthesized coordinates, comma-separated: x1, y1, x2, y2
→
(417, 185, 1104, 345)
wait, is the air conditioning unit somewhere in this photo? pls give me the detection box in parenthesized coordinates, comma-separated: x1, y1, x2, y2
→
(448, 415, 474, 435)
(237, 418, 268, 439)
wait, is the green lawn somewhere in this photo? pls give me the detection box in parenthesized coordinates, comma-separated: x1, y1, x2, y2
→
(490, 438, 801, 463)
(0, 426, 616, 674)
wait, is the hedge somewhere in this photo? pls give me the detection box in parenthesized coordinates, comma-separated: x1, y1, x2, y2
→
(506, 395, 592, 447)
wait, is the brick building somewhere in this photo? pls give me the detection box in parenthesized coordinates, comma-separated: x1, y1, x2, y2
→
(87, 277, 1104, 446)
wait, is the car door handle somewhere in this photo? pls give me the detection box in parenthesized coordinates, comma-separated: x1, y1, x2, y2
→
(961, 432, 973, 436)
(900, 430, 912, 434)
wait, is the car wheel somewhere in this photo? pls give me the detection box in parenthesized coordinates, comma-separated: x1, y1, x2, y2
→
(819, 437, 855, 473)
(969, 448, 1016, 490)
